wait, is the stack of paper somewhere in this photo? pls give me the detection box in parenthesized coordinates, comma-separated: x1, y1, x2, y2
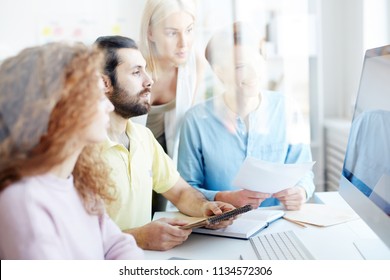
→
(283, 203, 359, 227)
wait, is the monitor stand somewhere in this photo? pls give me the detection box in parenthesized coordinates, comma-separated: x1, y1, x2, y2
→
(353, 238, 390, 259)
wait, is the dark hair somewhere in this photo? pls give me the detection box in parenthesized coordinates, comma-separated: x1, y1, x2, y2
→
(94, 36, 138, 87)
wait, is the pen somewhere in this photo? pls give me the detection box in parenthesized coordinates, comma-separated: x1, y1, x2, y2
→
(283, 217, 307, 228)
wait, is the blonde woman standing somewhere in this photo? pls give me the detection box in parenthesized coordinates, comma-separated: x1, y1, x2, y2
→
(140, 0, 203, 162)
(140, 0, 204, 212)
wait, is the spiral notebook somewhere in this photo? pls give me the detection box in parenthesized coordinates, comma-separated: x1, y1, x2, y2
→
(179, 205, 253, 230)
(153, 207, 284, 239)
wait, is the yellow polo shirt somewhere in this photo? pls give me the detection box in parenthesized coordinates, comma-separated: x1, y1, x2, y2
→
(102, 120, 179, 230)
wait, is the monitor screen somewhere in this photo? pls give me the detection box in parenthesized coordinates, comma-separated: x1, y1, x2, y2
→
(339, 45, 390, 255)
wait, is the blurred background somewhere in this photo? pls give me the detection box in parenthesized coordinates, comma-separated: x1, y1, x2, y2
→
(1, 0, 389, 192)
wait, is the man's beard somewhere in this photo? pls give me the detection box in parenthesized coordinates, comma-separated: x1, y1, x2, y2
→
(109, 86, 151, 119)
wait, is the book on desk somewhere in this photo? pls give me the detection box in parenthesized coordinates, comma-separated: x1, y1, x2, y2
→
(153, 208, 284, 239)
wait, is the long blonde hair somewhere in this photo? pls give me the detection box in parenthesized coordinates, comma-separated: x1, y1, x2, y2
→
(139, 0, 197, 79)
(0, 42, 114, 214)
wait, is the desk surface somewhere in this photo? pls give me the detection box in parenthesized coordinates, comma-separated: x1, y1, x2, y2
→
(144, 192, 388, 260)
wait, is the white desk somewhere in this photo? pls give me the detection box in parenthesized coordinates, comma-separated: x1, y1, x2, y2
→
(144, 192, 389, 260)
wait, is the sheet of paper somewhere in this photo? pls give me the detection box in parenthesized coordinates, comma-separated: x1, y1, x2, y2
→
(283, 203, 359, 227)
(231, 157, 315, 193)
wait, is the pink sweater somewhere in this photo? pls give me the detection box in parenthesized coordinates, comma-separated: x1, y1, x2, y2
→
(0, 174, 144, 259)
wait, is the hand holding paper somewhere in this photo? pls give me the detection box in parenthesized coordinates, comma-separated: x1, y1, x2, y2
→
(272, 186, 308, 210)
(232, 157, 315, 193)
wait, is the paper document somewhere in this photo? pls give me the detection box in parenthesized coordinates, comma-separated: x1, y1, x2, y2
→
(232, 157, 315, 193)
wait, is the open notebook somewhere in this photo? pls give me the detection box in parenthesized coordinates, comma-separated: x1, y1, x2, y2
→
(153, 208, 284, 240)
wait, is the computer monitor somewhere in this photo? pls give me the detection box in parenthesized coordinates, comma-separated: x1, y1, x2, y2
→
(339, 44, 390, 259)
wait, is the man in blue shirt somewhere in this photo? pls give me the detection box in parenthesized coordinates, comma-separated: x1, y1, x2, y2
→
(178, 22, 315, 210)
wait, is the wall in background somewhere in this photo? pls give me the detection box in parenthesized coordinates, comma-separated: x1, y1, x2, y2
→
(0, 0, 144, 60)
(1, 0, 390, 192)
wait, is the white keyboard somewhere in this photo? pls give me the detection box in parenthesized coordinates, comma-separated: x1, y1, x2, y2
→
(249, 230, 314, 260)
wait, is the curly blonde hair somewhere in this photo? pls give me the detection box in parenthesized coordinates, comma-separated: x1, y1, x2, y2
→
(0, 42, 114, 214)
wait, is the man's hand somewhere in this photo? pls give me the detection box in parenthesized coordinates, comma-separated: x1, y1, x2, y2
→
(215, 189, 271, 209)
(200, 201, 236, 229)
(272, 186, 307, 210)
(124, 218, 191, 251)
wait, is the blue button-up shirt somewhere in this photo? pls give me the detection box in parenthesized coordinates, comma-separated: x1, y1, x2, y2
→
(178, 91, 315, 207)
